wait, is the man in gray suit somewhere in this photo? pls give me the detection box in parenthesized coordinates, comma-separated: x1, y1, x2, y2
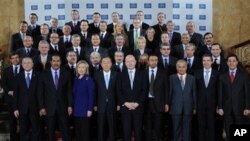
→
(169, 59, 196, 141)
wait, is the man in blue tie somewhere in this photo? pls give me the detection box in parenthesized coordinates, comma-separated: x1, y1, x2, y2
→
(13, 57, 41, 141)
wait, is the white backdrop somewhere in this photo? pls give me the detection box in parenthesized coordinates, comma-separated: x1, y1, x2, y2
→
(24, 0, 212, 35)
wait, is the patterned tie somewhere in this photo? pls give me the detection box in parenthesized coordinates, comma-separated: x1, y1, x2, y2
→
(129, 70, 134, 89)
(54, 71, 59, 89)
(180, 75, 185, 90)
(204, 70, 210, 87)
(230, 71, 235, 83)
(25, 73, 31, 88)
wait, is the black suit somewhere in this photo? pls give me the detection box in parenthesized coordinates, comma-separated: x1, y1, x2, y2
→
(189, 32, 204, 56)
(128, 29, 146, 50)
(117, 69, 147, 141)
(34, 35, 50, 49)
(10, 32, 30, 52)
(134, 48, 152, 61)
(89, 64, 103, 77)
(48, 44, 66, 64)
(169, 32, 182, 48)
(152, 24, 167, 41)
(129, 22, 149, 31)
(14, 71, 41, 141)
(144, 68, 169, 141)
(49, 28, 63, 36)
(212, 56, 228, 74)
(111, 63, 126, 73)
(16, 47, 38, 59)
(59, 36, 72, 49)
(28, 25, 41, 39)
(171, 44, 185, 59)
(2, 66, 22, 141)
(194, 69, 219, 141)
(63, 64, 76, 83)
(218, 69, 250, 140)
(100, 32, 112, 49)
(89, 23, 100, 34)
(84, 47, 108, 62)
(79, 32, 92, 47)
(94, 71, 118, 141)
(33, 55, 51, 72)
(108, 46, 132, 63)
(185, 57, 202, 75)
(65, 21, 81, 35)
(169, 74, 196, 141)
(157, 55, 178, 76)
(38, 68, 72, 141)
(66, 47, 86, 61)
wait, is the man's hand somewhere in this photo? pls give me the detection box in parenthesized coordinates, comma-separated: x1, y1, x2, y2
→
(124, 102, 133, 110)
(68, 107, 72, 115)
(193, 109, 196, 115)
(39, 108, 47, 116)
(14, 110, 19, 118)
(8, 91, 14, 96)
(131, 103, 139, 109)
(87, 111, 92, 117)
(217, 109, 224, 116)
(243, 109, 250, 116)
(94, 106, 98, 112)
(165, 104, 169, 112)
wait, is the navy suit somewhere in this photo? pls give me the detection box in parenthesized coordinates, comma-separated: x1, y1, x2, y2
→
(169, 74, 196, 141)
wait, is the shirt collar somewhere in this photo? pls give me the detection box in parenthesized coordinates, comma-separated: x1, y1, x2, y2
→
(25, 70, 33, 75)
(128, 68, 136, 73)
(203, 68, 212, 72)
(103, 70, 111, 75)
(149, 67, 157, 72)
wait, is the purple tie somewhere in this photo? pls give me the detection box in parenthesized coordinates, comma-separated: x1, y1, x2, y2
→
(54, 71, 59, 89)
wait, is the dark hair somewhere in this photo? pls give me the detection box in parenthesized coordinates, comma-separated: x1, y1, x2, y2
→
(71, 9, 79, 13)
(148, 54, 158, 59)
(226, 54, 239, 61)
(203, 32, 213, 39)
(19, 20, 28, 25)
(66, 50, 77, 57)
(29, 13, 38, 19)
(101, 56, 112, 63)
(211, 43, 222, 49)
(202, 54, 213, 61)
(80, 19, 89, 24)
(9, 52, 19, 59)
(160, 43, 170, 48)
(50, 54, 61, 61)
(93, 12, 101, 16)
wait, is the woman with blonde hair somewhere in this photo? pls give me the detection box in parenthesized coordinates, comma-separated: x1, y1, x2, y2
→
(111, 22, 129, 47)
(72, 60, 95, 141)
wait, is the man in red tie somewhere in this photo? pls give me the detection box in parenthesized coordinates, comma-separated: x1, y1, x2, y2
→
(218, 54, 250, 141)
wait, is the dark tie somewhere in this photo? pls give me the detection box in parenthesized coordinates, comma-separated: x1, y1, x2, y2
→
(75, 48, 79, 56)
(26, 49, 30, 55)
(187, 59, 191, 69)
(101, 33, 104, 40)
(230, 71, 235, 83)
(117, 63, 121, 72)
(55, 45, 58, 51)
(53, 28, 57, 33)
(65, 37, 68, 43)
(164, 58, 168, 68)
(149, 69, 155, 96)
(14, 66, 18, 76)
(73, 22, 76, 28)
(25, 73, 31, 88)
(54, 71, 59, 89)
(83, 33, 86, 40)
(32, 25, 36, 30)
(212, 58, 219, 70)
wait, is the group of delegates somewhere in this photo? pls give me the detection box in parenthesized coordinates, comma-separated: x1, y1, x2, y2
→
(1, 9, 250, 141)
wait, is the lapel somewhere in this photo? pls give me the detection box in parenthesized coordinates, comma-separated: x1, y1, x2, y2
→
(49, 69, 57, 90)
(20, 72, 28, 89)
(174, 74, 183, 91)
(108, 71, 114, 91)
(232, 69, 240, 85)
(29, 72, 36, 90)
(180, 45, 184, 57)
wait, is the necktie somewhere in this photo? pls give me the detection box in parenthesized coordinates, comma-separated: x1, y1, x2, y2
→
(105, 74, 109, 90)
(54, 71, 59, 89)
(73, 22, 76, 28)
(149, 70, 155, 96)
(94, 48, 97, 52)
(117, 63, 121, 72)
(180, 75, 185, 90)
(26, 49, 30, 54)
(184, 45, 187, 58)
(65, 37, 68, 43)
(168, 32, 173, 42)
(204, 70, 210, 87)
(83, 33, 86, 40)
(208, 46, 212, 51)
(164, 58, 168, 68)
(75, 48, 79, 56)
(212, 58, 218, 70)
(129, 70, 134, 89)
(101, 33, 104, 40)
(187, 59, 191, 69)
(230, 71, 235, 83)
(32, 25, 36, 30)
(54, 45, 58, 51)
(14, 66, 18, 76)
(53, 28, 57, 33)
(134, 30, 139, 50)
(26, 73, 31, 88)
(41, 56, 46, 70)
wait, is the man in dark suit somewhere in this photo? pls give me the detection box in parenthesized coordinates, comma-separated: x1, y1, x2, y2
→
(129, 10, 149, 31)
(63, 50, 77, 81)
(133, 36, 152, 61)
(2, 53, 22, 141)
(211, 43, 227, 74)
(117, 55, 147, 141)
(217, 54, 250, 141)
(59, 25, 72, 49)
(27, 13, 40, 39)
(38, 54, 72, 141)
(144, 54, 169, 141)
(85, 34, 108, 62)
(155, 32, 170, 55)
(89, 52, 103, 76)
(33, 40, 51, 71)
(111, 51, 126, 72)
(169, 59, 196, 141)
(66, 34, 86, 61)
(107, 12, 128, 34)
(89, 12, 101, 34)
(166, 20, 181, 48)
(16, 35, 38, 59)
(171, 33, 190, 59)
(33, 23, 50, 49)
(10, 21, 30, 52)
(13, 57, 41, 141)
(198, 32, 214, 58)
(194, 54, 219, 141)
(65, 10, 81, 35)
(152, 12, 167, 41)
(94, 57, 118, 141)
(79, 19, 92, 47)
(157, 43, 178, 76)
(49, 18, 63, 36)
(186, 21, 204, 56)
(99, 21, 112, 49)
(108, 34, 132, 63)
(128, 19, 146, 51)
(49, 33, 66, 64)
(184, 43, 202, 75)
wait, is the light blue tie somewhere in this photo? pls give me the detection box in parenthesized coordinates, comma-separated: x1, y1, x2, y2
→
(105, 74, 109, 90)
(204, 70, 210, 87)
(26, 73, 31, 88)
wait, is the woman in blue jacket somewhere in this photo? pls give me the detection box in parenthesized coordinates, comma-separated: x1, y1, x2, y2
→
(73, 60, 95, 141)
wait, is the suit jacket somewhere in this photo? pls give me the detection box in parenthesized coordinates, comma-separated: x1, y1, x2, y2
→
(157, 55, 178, 75)
(94, 71, 118, 113)
(152, 24, 167, 41)
(111, 63, 127, 73)
(189, 32, 204, 55)
(212, 56, 228, 74)
(171, 44, 185, 59)
(14, 71, 40, 115)
(16, 47, 38, 58)
(65, 21, 81, 35)
(108, 46, 132, 63)
(2, 66, 23, 104)
(48, 44, 66, 64)
(117, 69, 147, 113)
(129, 22, 149, 31)
(62, 64, 76, 83)
(10, 32, 30, 52)
(78, 32, 92, 47)
(88, 23, 100, 34)
(28, 24, 41, 39)
(100, 32, 112, 49)
(169, 74, 197, 115)
(89, 64, 103, 77)
(218, 69, 250, 115)
(194, 69, 219, 113)
(134, 48, 152, 61)
(59, 36, 72, 49)
(33, 54, 51, 71)
(107, 23, 128, 34)
(34, 35, 50, 49)
(49, 28, 63, 36)
(38, 68, 72, 116)
(185, 57, 203, 75)
(145, 69, 169, 112)
(66, 47, 86, 61)
(84, 46, 108, 62)
(128, 29, 146, 50)
(169, 32, 182, 48)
